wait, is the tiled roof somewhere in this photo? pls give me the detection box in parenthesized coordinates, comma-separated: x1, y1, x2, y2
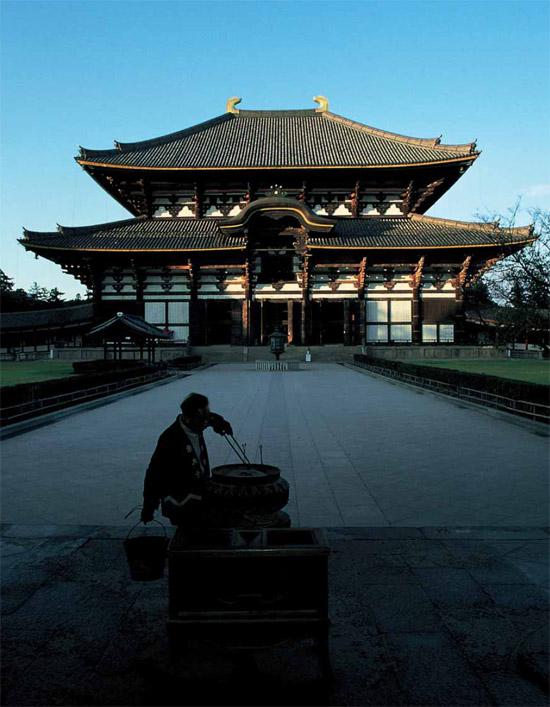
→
(1, 303, 94, 331)
(78, 110, 477, 170)
(20, 213, 533, 254)
(88, 312, 171, 339)
(313, 215, 534, 249)
(21, 217, 246, 251)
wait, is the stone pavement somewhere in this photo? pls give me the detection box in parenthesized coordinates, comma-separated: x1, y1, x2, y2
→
(1, 525, 548, 706)
(1, 364, 548, 527)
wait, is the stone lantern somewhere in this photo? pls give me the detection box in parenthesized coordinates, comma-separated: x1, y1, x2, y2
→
(269, 327, 286, 361)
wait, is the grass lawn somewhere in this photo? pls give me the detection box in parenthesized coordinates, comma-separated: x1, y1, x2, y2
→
(0, 361, 78, 386)
(410, 359, 550, 386)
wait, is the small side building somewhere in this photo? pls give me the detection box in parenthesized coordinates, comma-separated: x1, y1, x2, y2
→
(1, 303, 94, 355)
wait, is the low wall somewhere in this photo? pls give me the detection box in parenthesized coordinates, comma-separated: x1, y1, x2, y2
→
(364, 345, 507, 361)
(44, 344, 506, 364)
(189, 345, 364, 363)
(51, 347, 190, 362)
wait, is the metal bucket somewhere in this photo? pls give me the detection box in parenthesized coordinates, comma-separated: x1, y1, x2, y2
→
(124, 519, 168, 581)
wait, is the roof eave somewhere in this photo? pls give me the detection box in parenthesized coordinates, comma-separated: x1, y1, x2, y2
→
(75, 153, 479, 172)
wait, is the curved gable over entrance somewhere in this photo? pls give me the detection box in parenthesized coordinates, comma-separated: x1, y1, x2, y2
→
(219, 196, 335, 233)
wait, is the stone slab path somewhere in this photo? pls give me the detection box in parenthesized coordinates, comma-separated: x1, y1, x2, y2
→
(1, 525, 548, 706)
(2, 364, 548, 526)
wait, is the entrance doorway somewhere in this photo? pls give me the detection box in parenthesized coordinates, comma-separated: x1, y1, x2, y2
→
(204, 301, 232, 344)
(311, 301, 345, 344)
(259, 301, 287, 345)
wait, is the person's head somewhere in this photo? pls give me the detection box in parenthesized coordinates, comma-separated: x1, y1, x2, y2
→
(180, 393, 210, 431)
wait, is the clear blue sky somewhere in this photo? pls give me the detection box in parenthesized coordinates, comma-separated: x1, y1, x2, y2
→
(1, 0, 549, 297)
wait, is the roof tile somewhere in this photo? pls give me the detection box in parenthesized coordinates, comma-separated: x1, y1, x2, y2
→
(79, 110, 476, 169)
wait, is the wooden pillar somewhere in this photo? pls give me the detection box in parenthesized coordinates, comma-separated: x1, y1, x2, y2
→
(231, 300, 243, 345)
(88, 262, 103, 321)
(300, 255, 311, 346)
(410, 256, 425, 344)
(343, 300, 351, 345)
(187, 260, 200, 345)
(454, 289, 465, 343)
(356, 257, 367, 346)
(358, 300, 366, 345)
(300, 299, 312, 346)
(242, 259, 251, 345)
(412, 291, 422, 344)
(453, 256, 471, 344)
(241, 300, 249, 345)
(132, 262, 145, 317)
(287, 300, 294, 344)
(260, 301, 265, 345)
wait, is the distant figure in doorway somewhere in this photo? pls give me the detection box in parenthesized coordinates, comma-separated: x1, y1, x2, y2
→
(141, 393, 232, 526)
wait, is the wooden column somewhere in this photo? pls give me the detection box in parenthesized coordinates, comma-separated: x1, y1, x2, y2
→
(287, 300, 294, 344)
(412, 294, 421, 343)
(242, 259, 251, 345)
(241, 300, 249, 345)
(452, 256, 471, 344)
(131, 261, 145, 317)
(260, 301, 265, 345)
(231, 301, 243, 345)
(300, 255, 311, 346)
(358, 300, 366, 345)
(356, 257, 367, 346)
(410, 256, 425, 344)
(343, 300, 351, 345)
(188, 260, 201, 345)
(87, 261, 103, 321)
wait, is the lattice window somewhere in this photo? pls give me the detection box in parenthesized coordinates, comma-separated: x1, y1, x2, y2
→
(366, 300, 412, 343)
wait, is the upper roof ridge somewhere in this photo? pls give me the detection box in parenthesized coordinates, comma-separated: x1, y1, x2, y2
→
(79, 113, 232, 157)
(76, 100, 479, 169)
(324, 112, 477, 153)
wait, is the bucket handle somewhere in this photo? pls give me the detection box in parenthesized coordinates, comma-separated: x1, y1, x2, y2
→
(124, 505, 167, 541)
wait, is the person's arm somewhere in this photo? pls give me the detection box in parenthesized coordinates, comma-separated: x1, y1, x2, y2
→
(208, 412, 233, 436)
(141, 434, 167, 523)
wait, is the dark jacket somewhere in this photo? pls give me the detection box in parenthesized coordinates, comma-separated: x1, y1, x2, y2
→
(142, 416, 210, 517)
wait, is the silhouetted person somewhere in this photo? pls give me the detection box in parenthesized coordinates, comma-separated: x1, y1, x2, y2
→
(141, 393, 232, 526)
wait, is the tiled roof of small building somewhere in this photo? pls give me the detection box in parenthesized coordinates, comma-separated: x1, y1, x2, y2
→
(88, 312, 171, 339)
(0, 303, 94, 331)
(20, 214, 533, 253)
(77, 109, 478, 170)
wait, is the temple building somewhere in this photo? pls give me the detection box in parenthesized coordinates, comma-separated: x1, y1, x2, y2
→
(20, 97, 534, 348)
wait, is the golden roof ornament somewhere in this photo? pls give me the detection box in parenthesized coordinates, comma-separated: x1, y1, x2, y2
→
(313, 96, 329, 113)
(226, 97, 242, 114)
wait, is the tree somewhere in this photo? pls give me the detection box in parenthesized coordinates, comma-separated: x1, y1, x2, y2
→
(478, 203, 550, 352)
(0, 269, 33, 311)
(28, 282, 50, 302)
(0, 269, 14, 295)
(465, 279, 492, 308)
(48, 287, 65, 303)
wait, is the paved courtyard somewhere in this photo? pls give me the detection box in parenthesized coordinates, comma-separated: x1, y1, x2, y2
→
(1, 363, 548, 527)
(1, 525, 548, 706)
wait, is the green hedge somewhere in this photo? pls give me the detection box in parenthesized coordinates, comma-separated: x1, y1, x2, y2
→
(169, 355, 202, 369)
(1, 364, 156, 409)
(353, 355, 550, 406)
